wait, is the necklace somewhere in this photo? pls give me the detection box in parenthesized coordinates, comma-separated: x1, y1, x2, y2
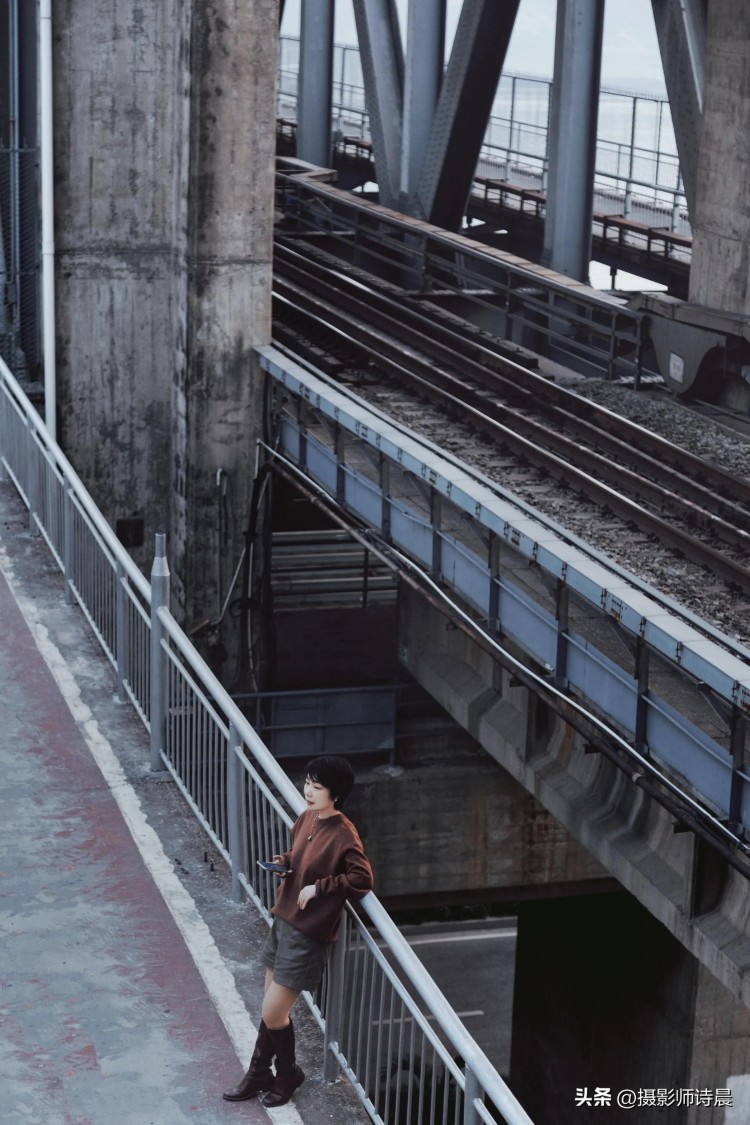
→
(307, 812, 322, 841)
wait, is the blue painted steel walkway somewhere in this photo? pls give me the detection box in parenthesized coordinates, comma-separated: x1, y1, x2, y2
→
(0, 479, 368, 1125)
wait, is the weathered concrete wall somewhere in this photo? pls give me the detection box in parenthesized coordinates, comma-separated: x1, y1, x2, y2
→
(689, 0, 750, 314)
(687, 964, 750, 1124)
(398, 584, 750, 1012)
(343, 741, 607, 904)
(53, 0, 276, 645)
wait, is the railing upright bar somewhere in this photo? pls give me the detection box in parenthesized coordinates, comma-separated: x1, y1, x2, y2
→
(0, 393, 6, 482)
(464, 1066, 482, 1125)
(149, 532, 170, 771)
(26, 415, 38, 535)
(323, 922, 347, 1081)
(115, 558, 128, 702)
(60, 483, 74, 603)
(227, 720, 244, 902)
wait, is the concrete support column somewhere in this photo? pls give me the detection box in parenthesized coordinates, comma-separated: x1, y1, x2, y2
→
(55, 1, 192, 564)
(542, 0, 604, 281)
(183, 0, 276, 644)
(297, 0, 334, 167)
(689, 0, 750, 314)
(54, 1, 276, 672)
(687, 964, 750, 1122)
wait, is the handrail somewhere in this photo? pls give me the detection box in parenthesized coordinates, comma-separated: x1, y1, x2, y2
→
(157, 605, 306, 812)
(0, 359, 150, 600)
(0, 353, 534, 1124)
(360, 894, 534, 1125)
(157, 604, 530, 1119)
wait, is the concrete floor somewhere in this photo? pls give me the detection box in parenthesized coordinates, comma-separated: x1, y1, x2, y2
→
(0, 477, 370, 1125)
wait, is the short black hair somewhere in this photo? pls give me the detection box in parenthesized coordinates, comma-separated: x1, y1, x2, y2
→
(306, 755, 355, 809)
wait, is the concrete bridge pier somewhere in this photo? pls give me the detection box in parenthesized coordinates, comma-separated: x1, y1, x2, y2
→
(52, 0, 277, 654)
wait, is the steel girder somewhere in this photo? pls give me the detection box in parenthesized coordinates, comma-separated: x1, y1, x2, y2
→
(297, 1, 334, 167)
(351, 0, 517, 228)
(401, 0, 445, 200)
(352, 0, 405, 209)
(416, 0, 520, 229)
(543, 0, 605, 282)
(650, 0, 706, 220)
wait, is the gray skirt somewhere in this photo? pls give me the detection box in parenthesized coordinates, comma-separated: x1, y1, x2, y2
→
(261, 917, 332, 993)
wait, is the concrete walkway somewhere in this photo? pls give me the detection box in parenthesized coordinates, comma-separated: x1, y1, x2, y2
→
(0, 479, 369, 1125)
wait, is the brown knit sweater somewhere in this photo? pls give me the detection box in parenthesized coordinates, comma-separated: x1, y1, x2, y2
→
(272, 809, 373, 943)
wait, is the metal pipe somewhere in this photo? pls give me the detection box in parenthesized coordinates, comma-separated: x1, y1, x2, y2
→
(149, 533, 170, 772)
(39, 0, 57, 438)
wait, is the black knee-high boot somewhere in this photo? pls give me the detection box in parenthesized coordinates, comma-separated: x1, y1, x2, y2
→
(261, 1021, 305, 1108)
(222, 1019, 275, 1101)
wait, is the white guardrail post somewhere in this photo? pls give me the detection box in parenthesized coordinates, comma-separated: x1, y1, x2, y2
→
(227, 720, 244, 902)
(115, 557, 129, 702)
(26, 414, 39, 535)
(464, 1064, 482, 1125)
(62, 484, 75, 605)
(323, 922, 347, 1082)
(149, 533, 170, 771)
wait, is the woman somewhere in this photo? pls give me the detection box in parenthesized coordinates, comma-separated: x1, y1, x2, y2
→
(223, 754, 374, 1109)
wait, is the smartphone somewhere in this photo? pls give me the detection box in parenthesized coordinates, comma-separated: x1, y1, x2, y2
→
(257, 860, 289, 875)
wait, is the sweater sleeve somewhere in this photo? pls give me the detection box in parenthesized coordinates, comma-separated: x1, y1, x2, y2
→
(314, 840, 373, 901)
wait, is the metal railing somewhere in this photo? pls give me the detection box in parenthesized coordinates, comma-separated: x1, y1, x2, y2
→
(276, 171, 652, 386)
(0, 354, 533, 1125)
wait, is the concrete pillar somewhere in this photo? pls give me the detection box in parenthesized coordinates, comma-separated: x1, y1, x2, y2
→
(510, 893, 750, 1124)
(54, 0, 191, 559)
(687, 965, 750, 1124)
(53, 1, 276, 663)
(182, 0, 276, 641)
(689, 0, 750, 314)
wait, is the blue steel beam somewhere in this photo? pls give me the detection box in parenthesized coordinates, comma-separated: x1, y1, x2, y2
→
(351, 0, 404, 209)
(543, 0, 605, 282)
(297, 0, 334, 167)
(400, 0, 445, 203)
(415, 0, 521, 229)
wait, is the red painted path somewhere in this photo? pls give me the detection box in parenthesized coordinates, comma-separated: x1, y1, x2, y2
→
(0, 564, 269, 1124)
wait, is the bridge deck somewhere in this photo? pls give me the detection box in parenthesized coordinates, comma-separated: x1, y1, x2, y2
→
(0, 479, 368, 1125)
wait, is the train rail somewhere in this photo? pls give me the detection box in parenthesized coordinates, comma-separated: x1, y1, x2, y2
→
(272, 239, 750, 603)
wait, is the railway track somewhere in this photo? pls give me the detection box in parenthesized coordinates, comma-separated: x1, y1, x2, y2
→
(271, 238, 750, 599)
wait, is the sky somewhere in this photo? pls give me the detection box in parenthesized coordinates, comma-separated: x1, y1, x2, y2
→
(281, 0, 666, 91)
